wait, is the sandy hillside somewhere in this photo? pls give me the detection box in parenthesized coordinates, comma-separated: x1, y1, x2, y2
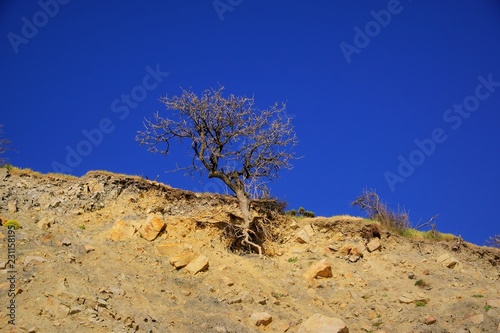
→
(0, 167, 499, 333)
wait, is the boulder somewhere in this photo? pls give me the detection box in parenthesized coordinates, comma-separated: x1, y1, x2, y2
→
(156, 243, 185, 256)
(437, 253, 459, 268)
(297, 313, 349, 333)
(108, 219, 136, 241)
(296, 224, 315, 243)
(185, 255, 209, 274)
(139, 215, 166, 241)
(303, 259, 333, 280)
(366, 238, 381, 252)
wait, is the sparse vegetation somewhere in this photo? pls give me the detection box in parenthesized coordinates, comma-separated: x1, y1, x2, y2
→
(472, 294, 484, 298)
(486, 234, 500, 248)
(286, 207, 315, 218)
(352, 189, 451, 241)
(271, 292, 288, 299)
(0, 124, 13, 166)
(287, 257, 298, 263)
(484, 305, 493, 311)
(79, 225, 86, 230)
(415, 301, 426, 307)
(352, 189, 410, 232)
(4, 219, 20, 229)
(137, 86, 297, 256)
(415, 279, 430, 289)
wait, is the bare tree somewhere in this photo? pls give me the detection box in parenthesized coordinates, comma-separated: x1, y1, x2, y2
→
(136, 86, 297, 255)
(0, 124, 13, 166)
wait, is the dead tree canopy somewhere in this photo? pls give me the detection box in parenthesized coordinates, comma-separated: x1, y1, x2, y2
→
(136, 86, 297, 256)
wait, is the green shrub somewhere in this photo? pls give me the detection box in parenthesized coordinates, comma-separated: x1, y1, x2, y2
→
(4, 219, 20, 229)
(287, 207, 315, 218)
(415, 301, 426, 307)
(415, 279, 430, 289)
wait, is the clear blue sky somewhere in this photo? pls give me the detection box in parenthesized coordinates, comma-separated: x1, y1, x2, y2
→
(1, 1, 499, 245)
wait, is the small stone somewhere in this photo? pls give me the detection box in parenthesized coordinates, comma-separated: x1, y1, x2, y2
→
(61, 238, 71, 246)
(169, 253, 194, 269)
(184, 255, 209, 274)
(468, 313, 484, 324)
(348, 255, 360, 263)
(303, 259, 332, 280)
(8, 201, 18, 213)
(37, 217, 52, 230)
(24, 256, 47, 266)
(290, 221, 300, 229)
(297, 313, 349, 333)
(84, 245, 95, 253)
(250, 312, 272, 326)
(222, 276, 234, 287)
(424, 315, 437, 325)
(486, 299, 500, 308)
(399, 294, 415, 304)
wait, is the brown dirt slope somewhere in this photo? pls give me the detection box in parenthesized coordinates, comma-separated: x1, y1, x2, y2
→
(0, 167, 499, 333)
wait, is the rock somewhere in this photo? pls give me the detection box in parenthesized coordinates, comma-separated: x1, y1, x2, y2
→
(424, 315, 437, 325)
(436, 253, 459, 268)
(297, 313, 349, 333)
(468, 313, 484, 324)
(486, 299, 500, 308)
(399, 294, 415, 304)
(296, 224, 315, 243)
(240, 291, 254, 304)
(399, 293, 428, 305)
(7, 200, 17, 214)
(296, 229, 311, 244)
(0, 261, 6, 269)
(108, 219, 137, 241)
(303, 259, 333, 280)
(340, 243, 363, 257)
(8, 200, 18, 213)
(169, 253, 195, 269)
(221, 276, 234, 287)
(37, 217, 53, 230)
(250, 312, 272, 326)
(290, 221, 300, 229)
(24, 256, 47, 266)
(84, 245, 95, 253)
(366, 238, 381, 252)
(139, 215, 166, 241)
(0, 168, 8, 179)
(61, 238, 72, 246)
(156, 243, 185, 256)
(185, 255, 209, 275)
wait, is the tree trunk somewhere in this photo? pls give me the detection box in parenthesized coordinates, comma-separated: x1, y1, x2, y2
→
(235, 187, 251, 228)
